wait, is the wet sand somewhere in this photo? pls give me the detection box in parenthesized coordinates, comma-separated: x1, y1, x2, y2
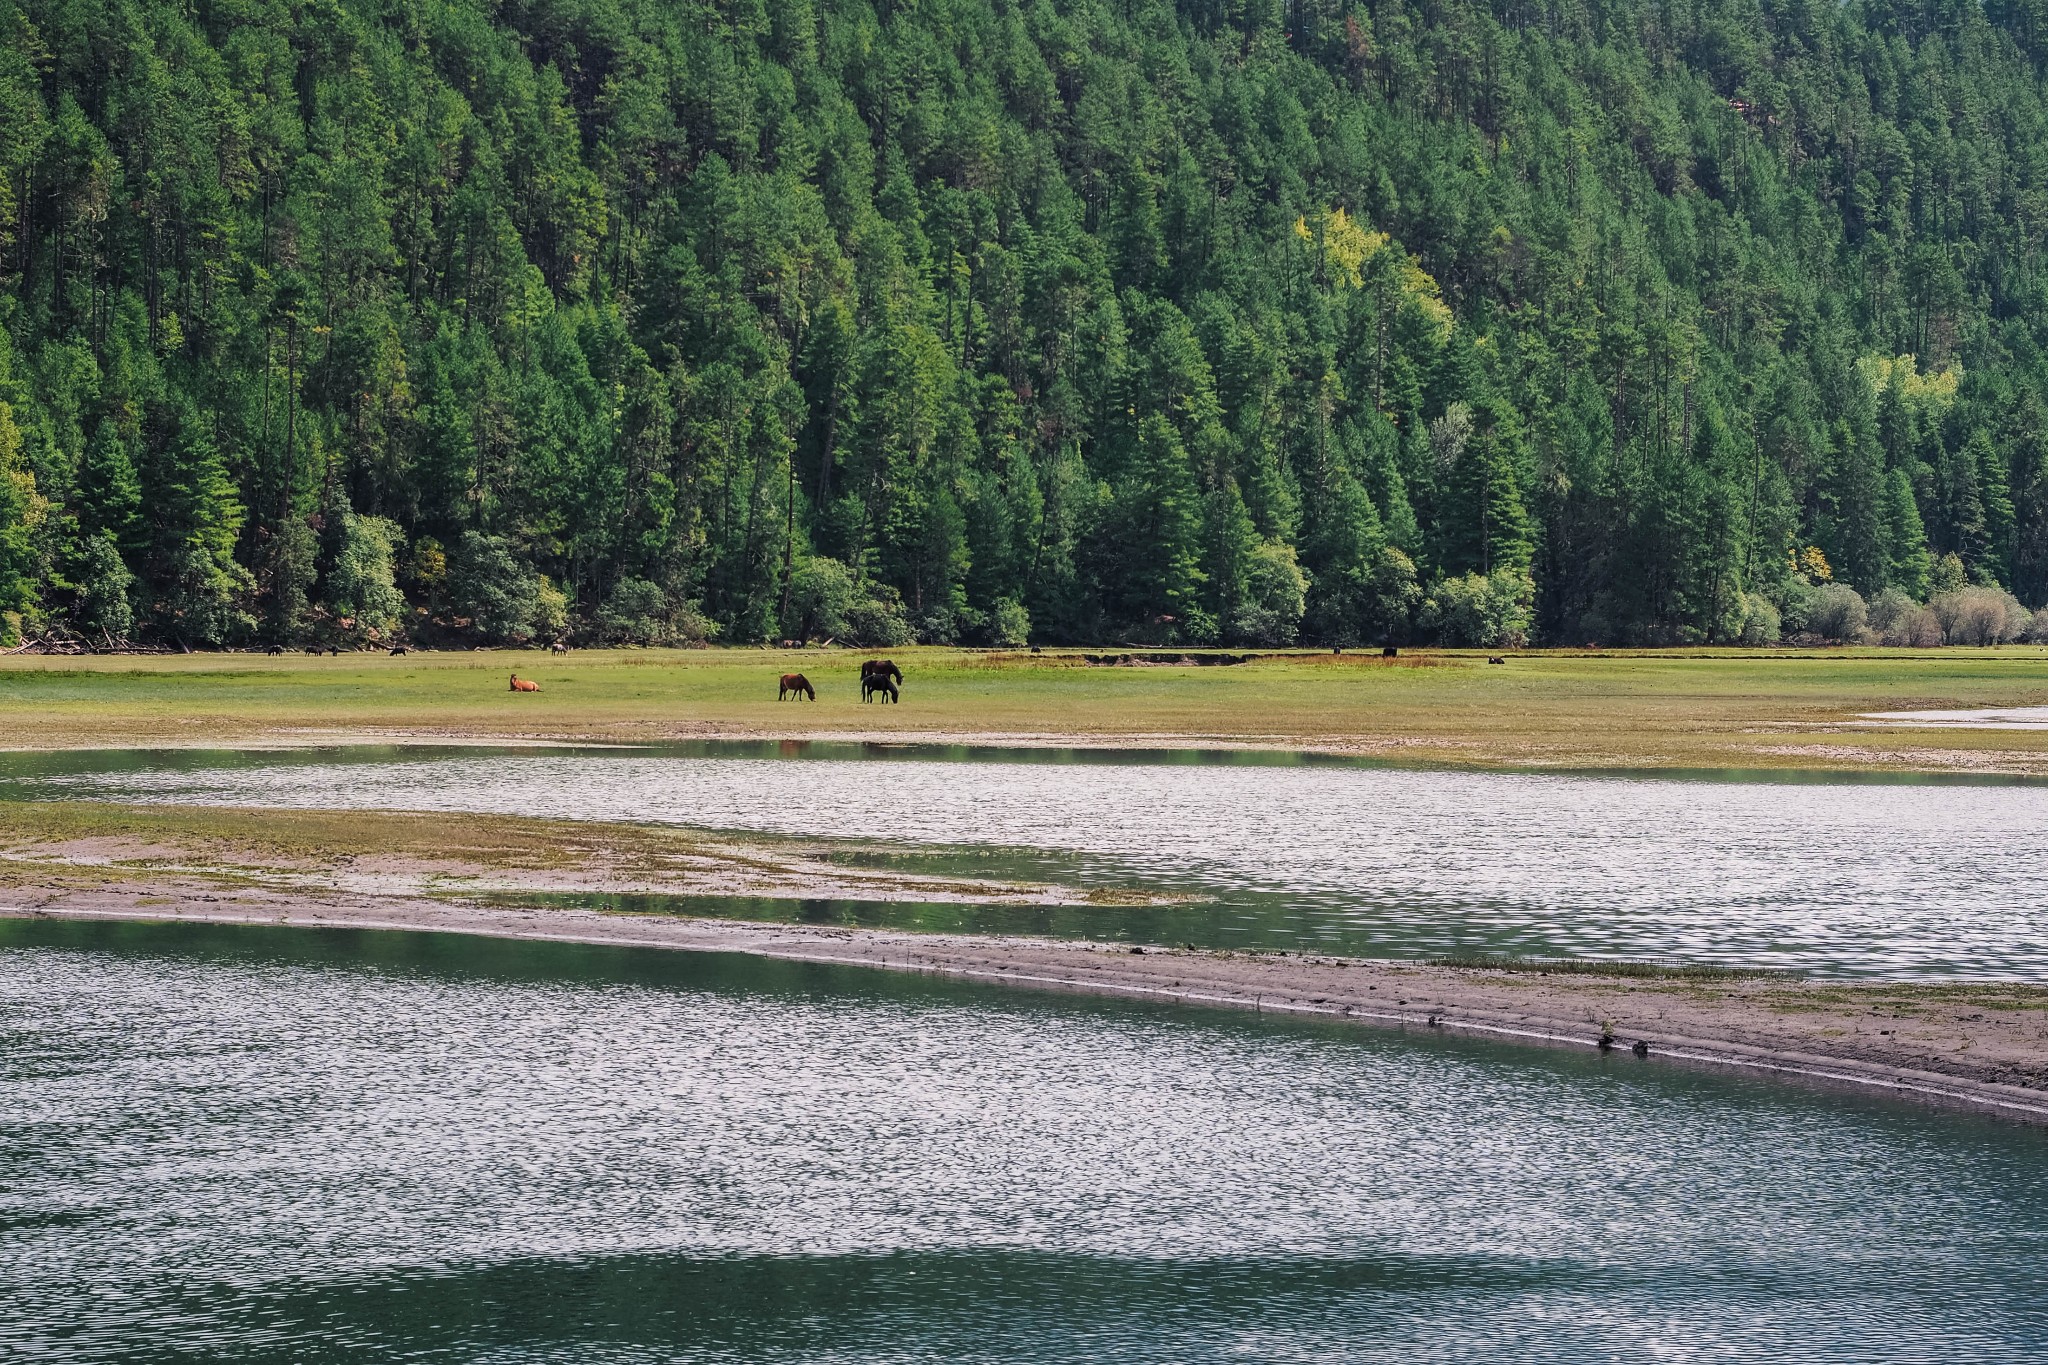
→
(7, 878, 2046, 1125)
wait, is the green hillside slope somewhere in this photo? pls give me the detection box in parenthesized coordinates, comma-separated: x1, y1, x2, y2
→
(4, 0, 2048, 647)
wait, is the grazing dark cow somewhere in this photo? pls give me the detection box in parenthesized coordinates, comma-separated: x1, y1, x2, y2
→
(265, 645, 284, 656)
(862, 674, 899, 703)
(390, 646, 408, 656)
(510, 673, 541, 692)
(305, 646, 322, 655)
(779, 673, 815, 700)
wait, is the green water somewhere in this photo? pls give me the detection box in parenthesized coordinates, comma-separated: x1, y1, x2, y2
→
(4, 919, 2046, 1362)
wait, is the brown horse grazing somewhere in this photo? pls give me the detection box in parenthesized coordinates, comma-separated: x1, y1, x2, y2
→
(860, 658, 903, 686)
(861, 674, 899, 703)
(779, 673, 816, 700)
(510, 673, 541, 692)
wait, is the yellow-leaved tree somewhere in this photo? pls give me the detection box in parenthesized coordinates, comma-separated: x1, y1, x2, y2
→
(0, 395, 45, 643)
(1295, 206, 1453, 341)
(1856, 353, 1961, 413)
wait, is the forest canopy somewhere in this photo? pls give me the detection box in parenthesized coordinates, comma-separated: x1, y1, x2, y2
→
(6, 0, 2048, 648)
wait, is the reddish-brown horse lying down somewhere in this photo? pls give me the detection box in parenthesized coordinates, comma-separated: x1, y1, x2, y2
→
(779, 673, 815, 700)
(509, 673, 541, 692)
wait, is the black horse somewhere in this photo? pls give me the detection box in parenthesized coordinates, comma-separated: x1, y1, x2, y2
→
(862, 674, 899, 703)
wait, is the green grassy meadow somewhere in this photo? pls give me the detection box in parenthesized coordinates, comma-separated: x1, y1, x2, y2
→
(2, 645, 2046, 770)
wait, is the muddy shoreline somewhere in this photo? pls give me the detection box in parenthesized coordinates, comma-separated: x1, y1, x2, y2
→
(13, 723, 2048, 779)
(7, 881, 2047, 1125)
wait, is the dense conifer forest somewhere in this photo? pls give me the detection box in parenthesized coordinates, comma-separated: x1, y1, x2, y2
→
(6, 0, 2048, 648)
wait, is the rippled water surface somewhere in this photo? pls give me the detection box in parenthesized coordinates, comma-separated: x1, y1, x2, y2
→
(15, 742, 2048, 977)
(4, 919, 2046, 1363)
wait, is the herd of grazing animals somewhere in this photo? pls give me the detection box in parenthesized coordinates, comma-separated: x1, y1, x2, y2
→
(778, 660, 902, 702)
(498, 659, 903, 702)
(268, 648, 904, 702)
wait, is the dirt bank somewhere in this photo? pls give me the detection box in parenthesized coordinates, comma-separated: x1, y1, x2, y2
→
(6, 878, 2046, 1125)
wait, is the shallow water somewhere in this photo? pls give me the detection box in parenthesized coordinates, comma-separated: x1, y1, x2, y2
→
(1861, 707, 2048, 730)
(15, 742, 2048, 978)
(3, 919, 2046, 1363)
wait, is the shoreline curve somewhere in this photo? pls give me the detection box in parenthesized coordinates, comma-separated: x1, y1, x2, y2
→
(7, 895, 2047, 1126)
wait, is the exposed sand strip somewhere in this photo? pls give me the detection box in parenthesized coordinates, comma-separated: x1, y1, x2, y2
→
(6, 881, 2046, 1126)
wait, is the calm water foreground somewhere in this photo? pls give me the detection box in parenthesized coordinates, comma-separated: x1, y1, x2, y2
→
(13, 741, 2048, 977)
(3, 918, 2046, 1364)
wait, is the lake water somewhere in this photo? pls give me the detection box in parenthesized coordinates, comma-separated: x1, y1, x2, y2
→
(1860, 707, 2048, 729)
(4, 918, 2046, 1364)
(11, 742, 2048, 978)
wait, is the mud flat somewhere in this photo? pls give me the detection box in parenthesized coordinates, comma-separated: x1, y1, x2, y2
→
(7, 877, 2046, 1125)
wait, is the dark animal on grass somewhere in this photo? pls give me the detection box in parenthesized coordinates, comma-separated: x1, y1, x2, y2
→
(550, 641, 568, 655)
(265, 645, 283, 656)
(389, 646, 408, 656)
(779, 673, 816, 700)
(860, 658, 903, 686)
(862, 675, 899, 703)
(305, 647, 321, 655)
(1488, 656, 1505, 665)
(510, 673, 541, 692)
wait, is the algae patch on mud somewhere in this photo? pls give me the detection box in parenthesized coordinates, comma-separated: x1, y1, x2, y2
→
(0, 801, 1110, 907)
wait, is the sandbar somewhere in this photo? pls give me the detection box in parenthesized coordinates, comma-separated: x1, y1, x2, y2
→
(6, 875, 2045, 1126)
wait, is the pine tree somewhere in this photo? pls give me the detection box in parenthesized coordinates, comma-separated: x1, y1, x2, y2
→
(75, 422, 142, 555)
(1945, 432, 1994, 575)
(1823, 419, 1890, 592)
(1883, 469, 1934, 600)
(1981, 431, 2018, 586)
(141, 404, 254, 646)
(1087, 415, 1208, 640)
